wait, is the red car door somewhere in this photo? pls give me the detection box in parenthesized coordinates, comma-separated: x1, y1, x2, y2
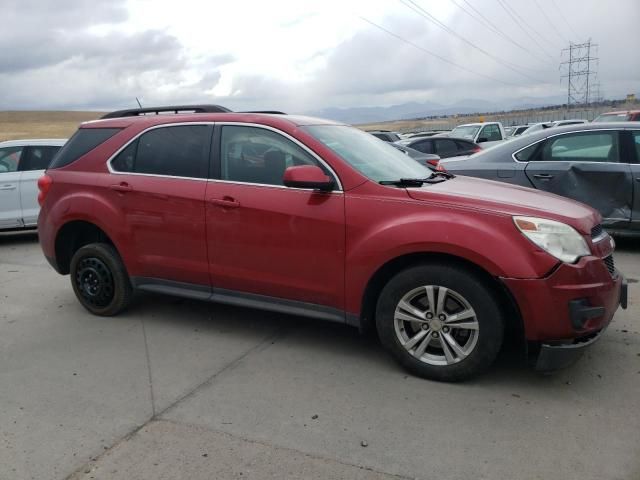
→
(107, 124, 212, 286)
(205, 124, 345, 314)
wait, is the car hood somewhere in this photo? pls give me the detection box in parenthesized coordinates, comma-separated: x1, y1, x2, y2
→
(405, 175, 599, 234)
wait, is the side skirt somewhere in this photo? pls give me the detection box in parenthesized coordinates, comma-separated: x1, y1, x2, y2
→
(131, 277, 349, 325)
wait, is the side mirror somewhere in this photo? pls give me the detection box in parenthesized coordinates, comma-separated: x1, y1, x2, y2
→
(283, 165, 335, 191)
(477, 137, 489, 143)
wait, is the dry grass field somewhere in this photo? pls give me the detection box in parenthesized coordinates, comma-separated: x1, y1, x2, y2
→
(0, 111, 104, 142)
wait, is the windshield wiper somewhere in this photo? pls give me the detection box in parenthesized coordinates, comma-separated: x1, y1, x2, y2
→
(379, 171, 455, 187)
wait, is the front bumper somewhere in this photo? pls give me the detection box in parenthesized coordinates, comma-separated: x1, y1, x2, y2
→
(535, 329, 603, 372)
(502, 256, 627, 370)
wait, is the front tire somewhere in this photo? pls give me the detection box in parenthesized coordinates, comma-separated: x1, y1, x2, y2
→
(376, 263, 504, 382)
(70, 243, 133, 316)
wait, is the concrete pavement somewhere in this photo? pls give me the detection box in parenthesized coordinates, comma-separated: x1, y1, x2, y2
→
(1, 231, 638, 480)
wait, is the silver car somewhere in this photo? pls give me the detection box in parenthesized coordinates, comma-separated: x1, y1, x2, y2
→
(441, 122, 640, 235)
(0, 139, 66, 230)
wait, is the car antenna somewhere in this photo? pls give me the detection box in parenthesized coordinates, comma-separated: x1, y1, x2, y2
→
(135, 97, 143, 108)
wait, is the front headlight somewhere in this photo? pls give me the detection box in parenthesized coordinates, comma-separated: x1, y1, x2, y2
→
(513, 216, 590, 263)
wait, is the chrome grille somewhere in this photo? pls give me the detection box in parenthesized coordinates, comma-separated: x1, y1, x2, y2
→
(591, 224, 604, 239)
(603, 255, 615, 276)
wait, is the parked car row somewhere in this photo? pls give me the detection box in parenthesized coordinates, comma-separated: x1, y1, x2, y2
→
(392, 110, 640, 144)
(29, 105, 626, 382)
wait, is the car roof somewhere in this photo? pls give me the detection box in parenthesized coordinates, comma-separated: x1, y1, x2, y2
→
(81, 113, 343, 130)
(454, 122, 500, 127)
(406, 136, 474, 144)
(0, 139, 67, 147)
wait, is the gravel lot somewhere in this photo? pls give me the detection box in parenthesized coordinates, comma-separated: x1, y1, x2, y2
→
(1, 231, 638, 480)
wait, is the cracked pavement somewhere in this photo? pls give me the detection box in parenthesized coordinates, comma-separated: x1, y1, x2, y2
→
(0, 231, 639, 480)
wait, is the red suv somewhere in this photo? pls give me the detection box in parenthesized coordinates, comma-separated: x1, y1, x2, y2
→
(38, 106, 627, 381)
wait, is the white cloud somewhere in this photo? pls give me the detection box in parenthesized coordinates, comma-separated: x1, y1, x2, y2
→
(0, 0, 637, 113)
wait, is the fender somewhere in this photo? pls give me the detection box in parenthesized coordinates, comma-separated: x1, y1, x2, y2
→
(344, 194, 558, 315)
(44, 189, 141, 275)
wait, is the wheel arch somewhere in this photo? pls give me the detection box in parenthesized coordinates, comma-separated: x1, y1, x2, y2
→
(54, 220, 117, 274)
(358, 252, 525, 344)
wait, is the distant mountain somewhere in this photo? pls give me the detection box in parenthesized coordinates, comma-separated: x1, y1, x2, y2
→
(308, 101, 444, 124)
(306, 96, 568, 124)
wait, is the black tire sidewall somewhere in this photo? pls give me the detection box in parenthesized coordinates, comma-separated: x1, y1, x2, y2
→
(376, 263, 504, 382)
(70, 243, 132, 316)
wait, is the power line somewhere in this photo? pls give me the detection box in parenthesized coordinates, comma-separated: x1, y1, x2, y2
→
(495, 0, 556, 61)
(550, 0, 580, 41)
(500, 0, 557, 49)
(451, 0, 555, 66)
(400, 0, 546, 83)
(358, 16, 519, 86)
(532, 0, 569, 44)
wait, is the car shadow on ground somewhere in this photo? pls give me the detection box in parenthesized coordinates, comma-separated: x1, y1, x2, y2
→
(126, 291, 574, 391)
(0, 230, 39, 245)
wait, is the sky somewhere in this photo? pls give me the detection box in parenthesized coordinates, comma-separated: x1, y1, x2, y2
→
(0, 0, 638, 114)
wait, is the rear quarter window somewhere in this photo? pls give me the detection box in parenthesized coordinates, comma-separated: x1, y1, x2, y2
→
(49, 128, 121, 169)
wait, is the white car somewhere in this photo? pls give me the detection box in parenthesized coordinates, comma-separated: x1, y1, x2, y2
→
(444, 122, 507, 146)
(0, 139, 66, 230)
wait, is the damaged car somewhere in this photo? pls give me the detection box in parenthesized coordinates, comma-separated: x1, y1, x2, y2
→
(37, 107, 627, 382)
(441, 122, 640, 236)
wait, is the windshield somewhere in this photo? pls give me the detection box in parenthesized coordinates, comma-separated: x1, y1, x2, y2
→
(593, 113, 630, 122)
(450, 125, 480, 140)
(303, 125, 430, 182)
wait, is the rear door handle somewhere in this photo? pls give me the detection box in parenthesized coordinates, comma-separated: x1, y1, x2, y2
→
(209, 198, 240, 208)
(109, 182, 133, 193)
(533, 173, 554, 180)
(0, 184, 16, 190)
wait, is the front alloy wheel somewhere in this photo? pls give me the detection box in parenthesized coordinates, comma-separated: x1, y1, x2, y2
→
(394, 286, 479, 366)
(376, 263, 504, 382)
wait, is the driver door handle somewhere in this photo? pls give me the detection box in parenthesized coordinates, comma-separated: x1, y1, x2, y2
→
(209, 197, 240, 208)
(109, 182, 133, 193)
(533, 173, 554, 180)
(0, 184, 17, 190)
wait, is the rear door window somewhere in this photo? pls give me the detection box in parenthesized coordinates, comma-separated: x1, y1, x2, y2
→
(111, 125, 211, 178)
(20, 146, 61, 171)
(536, 132, 619, 163)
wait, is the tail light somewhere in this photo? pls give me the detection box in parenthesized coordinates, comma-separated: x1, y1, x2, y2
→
(426, 159, 439, 167)
(37, 174, 52, 206)
(435, 163, 447, 172)
(472, 145, 483, 153)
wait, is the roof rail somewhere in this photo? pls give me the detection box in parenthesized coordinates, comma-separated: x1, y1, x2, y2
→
(239, 110, 287, 114)
(100, 104, 232, 119)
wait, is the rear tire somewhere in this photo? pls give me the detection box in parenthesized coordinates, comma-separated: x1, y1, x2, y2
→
(70, 243, 133, 316)
(376, 263, 504, 382)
